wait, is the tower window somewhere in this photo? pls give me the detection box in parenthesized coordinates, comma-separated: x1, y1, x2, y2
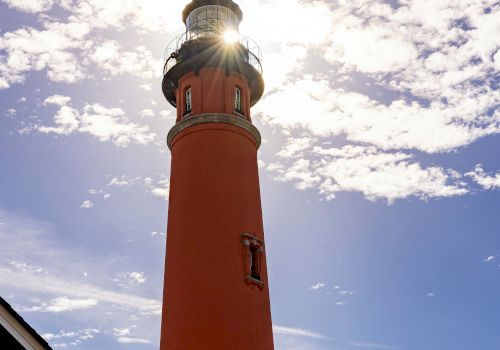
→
(241, 233, 264, 287)
(185, 87, 192, 115)
(234, 87, 242, 114)
(249, 245, 261, 280)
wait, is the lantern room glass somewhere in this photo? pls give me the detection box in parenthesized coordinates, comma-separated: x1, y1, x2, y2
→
(186, 5, 240, 39)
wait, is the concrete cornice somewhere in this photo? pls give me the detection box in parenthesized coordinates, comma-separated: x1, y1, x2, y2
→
(167, 113, 261, 150)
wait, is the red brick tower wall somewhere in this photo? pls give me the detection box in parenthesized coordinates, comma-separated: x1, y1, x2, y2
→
(160, 66, 274, 348)
(160, 0, 274, 342)
(160, 1, 272, 347)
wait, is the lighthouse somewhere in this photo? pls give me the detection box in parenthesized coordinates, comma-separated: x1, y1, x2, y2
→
(160, 1, 274, 349)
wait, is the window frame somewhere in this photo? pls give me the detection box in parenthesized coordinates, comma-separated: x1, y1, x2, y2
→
(241, 233, 264, 288)
(234, 86, 243, 115)
(184, 87, 192, 116)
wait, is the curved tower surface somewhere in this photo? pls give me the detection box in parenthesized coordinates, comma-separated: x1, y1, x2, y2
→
(160, 1, 274, 349)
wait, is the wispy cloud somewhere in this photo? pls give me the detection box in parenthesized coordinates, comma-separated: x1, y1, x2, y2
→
(0, 208, 161, 347)
(483, 256, 496, 263)
(101, 174, 170, 201)
(466, 165, 500, 190)
(117, 337, 151, 344)
(0, 267, 161, 315)
(273, 325, 397, 350)
(350, 341, 398, 349)
(144, 176, 170, 200)
(42, 328, 101, 347)
(80, 200, 94, 209)
(22, 296, 99, 313)
(273, 325, 329, 340)
(309, 283, 326, 291)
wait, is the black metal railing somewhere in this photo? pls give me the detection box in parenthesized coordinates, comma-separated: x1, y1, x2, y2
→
(163, 31, 263, 76)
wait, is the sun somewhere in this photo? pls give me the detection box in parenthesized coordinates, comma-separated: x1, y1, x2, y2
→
(223, 29, 239, 44)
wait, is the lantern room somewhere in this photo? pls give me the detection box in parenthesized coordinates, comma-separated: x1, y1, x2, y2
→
(183, 1, 243, 39)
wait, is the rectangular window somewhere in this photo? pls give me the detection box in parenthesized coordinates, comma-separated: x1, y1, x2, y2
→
(249, 245, 261, 280)
(234, 87, 242, 113)
(185, 87, 192, 114)
(241, 233, 264, 287)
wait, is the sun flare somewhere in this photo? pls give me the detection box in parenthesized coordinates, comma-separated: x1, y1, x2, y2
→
(223, 29, 239, 43)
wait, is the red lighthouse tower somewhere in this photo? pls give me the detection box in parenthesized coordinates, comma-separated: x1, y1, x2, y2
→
(160, 1, 274, 349)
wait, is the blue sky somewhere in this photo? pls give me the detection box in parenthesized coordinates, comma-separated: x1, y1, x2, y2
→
(1, 0, 500, 349)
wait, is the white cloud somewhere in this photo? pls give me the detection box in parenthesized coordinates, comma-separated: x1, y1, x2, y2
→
(9, 261, 46, 274)
(274, 323, 394, 350)
(273, 325, 329, 340)
(466, 165, 500, 190)
(70, 0, 183, 33)
(42, 328, 100, 348)
(88, 189, 111, 200)
(309, 283, 326, 291)
(39, 96, 156, 147)
(426, 292, 435, 298)
(139, 84, 152, 91)
(43, 94, 71, 106)
(80, 200, 94, 209)
(25, 296, 99, 312)
(350, 341, 397, 349)
(6, 108, 17, 117)
(112, 326, 150, 344)
(483, 256, 496, 263)
(108, 177, 131, 187)
(249, 0, 500, 202)
(159, 110, 174, 120)
(140, 109, 155, 118)
(117, 337, 150, 344)
(0, 267, 161, 315)
(0, 22, 90, 87)
(127, 272, 146, 284)
(150, 231, 165, 237)
(327, 24, 418, 73)
(3, 0, 55, 13)
(102, 174, 169, 201)
(257, 78, 500, 154)
(242, 0, 333, 47)
(89, 41, 161, 80)
(2, 0, 499, 204)
(494, 50, 500, 71)
(269, 144, 467, 203)
(151, 187, 169, 199)
(0, 209, 161, 316)
(0, 209, 160, 347)
(113, 327, 132, 337)
(338, 289, 354, 296)
(277, 137, 312, 158)
(144, 176, 170, 200)
(0, 0, 179, 89)
(45, 297, 98, 312)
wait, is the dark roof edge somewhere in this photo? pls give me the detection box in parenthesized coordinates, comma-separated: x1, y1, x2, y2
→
(182, 0, 243, 23)
(0, 297, 53, 350)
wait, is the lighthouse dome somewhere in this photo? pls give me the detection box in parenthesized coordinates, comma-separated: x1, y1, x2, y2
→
(182, 0, 243, 38)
